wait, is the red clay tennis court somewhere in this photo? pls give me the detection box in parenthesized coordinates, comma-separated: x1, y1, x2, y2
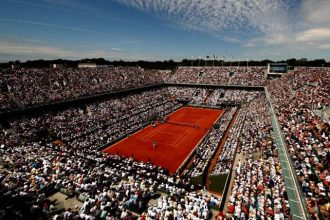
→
(103, 107, 223, 173)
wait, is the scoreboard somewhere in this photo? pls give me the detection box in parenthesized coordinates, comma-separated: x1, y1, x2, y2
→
(268, 63, 288, 74)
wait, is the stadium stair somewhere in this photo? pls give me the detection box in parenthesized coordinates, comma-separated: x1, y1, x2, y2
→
(8, 93, 23, 108)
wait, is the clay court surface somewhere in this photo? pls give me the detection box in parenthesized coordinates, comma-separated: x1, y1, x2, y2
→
(103, 107, 223, 173)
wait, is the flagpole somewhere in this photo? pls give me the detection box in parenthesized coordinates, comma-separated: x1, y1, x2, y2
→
(246, 54, 249, 72)
(246, 54, 249, 69)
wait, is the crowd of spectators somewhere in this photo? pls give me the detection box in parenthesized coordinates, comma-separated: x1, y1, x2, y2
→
(0, 67, 163, 110)
(237, 95, 273, 154)
(167, 66, 267, 86)
(269, 67, 330, 219)
(207, 94, 292, 219)
(218, 90, 262, 104)
(226, 154, 291, 219)
(167, 67, 230, 85)
(0, 140, 203, 219)
(228, 67, 267, 86)
(211, 109, 246, 175)
(5, 88, 180, 152)
(0, 136, 228, 219)
(0, 86, 222, 219)
(168, 86, 262, 106)
(1, 66, 329, 219)
(0, 66, 268, 111)
(145, 191, 219, 219)
(167, 87, 198, 102)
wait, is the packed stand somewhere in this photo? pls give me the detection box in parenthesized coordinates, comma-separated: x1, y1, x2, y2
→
(0, 140, 202, 219)
(0, 86, 219, 219)
(269, 67, 330, 219)
(216, 90, 262, 105)
(167, 66, 267, 86)
(7, 88, 181, 152)
(226, 154, 291, 219)
(0, 67, 163, 109)
(1, 66, 328, 219)
(167, 67, 230, 85)
(168, 86, 262, 106)
(228, 66, 267, 86)
(211, 109, 247, 175)
(219, 94, 291, 219)
(145, 191, 220, 219)
(237, 95, 274, 154)
(167, 86, 197, 101)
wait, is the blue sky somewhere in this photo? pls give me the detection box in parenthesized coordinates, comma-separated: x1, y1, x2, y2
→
(0, 0, 329, 62)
